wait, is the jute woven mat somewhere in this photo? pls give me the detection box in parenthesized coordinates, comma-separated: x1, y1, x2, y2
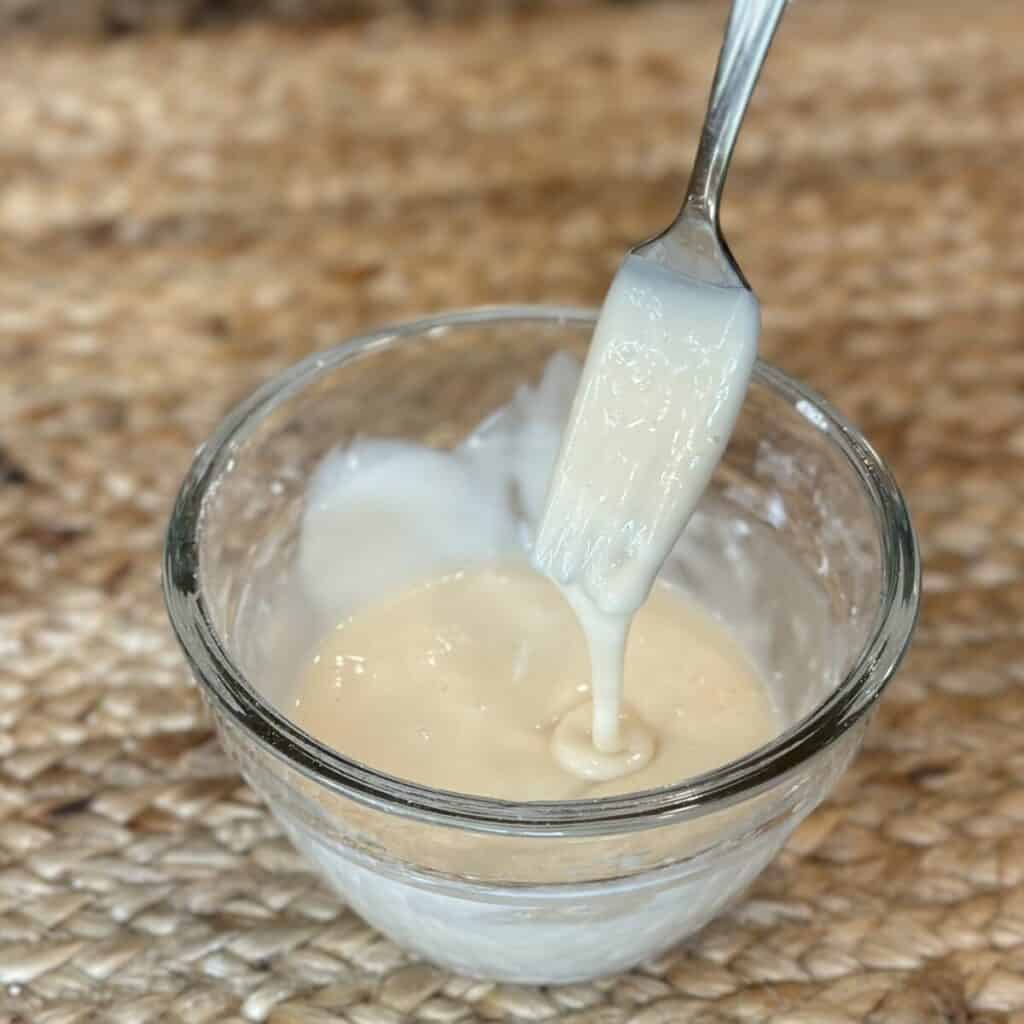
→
(2, 0, 1023, 1019)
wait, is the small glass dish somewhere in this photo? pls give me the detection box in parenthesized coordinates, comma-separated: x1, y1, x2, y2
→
(164, 307, 919, 984)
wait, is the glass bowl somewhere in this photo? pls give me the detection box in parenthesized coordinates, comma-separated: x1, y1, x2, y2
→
(163, 307, 919, 984)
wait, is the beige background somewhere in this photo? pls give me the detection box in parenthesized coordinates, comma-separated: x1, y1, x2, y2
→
(1, 0, 1023, 1020)
(3, 0, 599, 34)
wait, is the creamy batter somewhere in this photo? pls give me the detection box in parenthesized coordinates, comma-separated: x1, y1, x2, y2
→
(291, 563, 778, 800)
(534, 256, 759, 758)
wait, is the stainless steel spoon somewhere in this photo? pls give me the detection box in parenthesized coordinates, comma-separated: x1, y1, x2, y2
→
(532, 0, 789, 755)
(635, 0, 788, 290)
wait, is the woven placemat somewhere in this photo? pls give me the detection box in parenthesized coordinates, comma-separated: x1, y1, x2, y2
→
(1, 0, 1023, 1020)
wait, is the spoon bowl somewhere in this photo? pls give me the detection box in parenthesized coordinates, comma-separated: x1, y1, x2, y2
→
(637, 0, 788, 290)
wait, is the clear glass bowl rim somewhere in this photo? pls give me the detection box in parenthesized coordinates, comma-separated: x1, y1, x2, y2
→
(163, 305, 920, 837)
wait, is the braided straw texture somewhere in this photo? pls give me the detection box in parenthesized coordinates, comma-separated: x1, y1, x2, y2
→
(1, 0, 1023, 1019)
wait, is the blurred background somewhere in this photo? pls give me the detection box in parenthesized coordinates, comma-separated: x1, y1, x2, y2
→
(8, 0, 632, 33)
(1, 0, 1023, 1020)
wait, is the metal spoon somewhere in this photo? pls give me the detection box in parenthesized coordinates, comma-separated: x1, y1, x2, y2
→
(533, 0, 788, 755)
(635, 0, 788, 289)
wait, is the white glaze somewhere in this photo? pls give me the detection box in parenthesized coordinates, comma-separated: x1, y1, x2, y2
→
(534, 256, 760, 757)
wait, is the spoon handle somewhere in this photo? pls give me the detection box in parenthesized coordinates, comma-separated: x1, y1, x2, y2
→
(684, 0, 787, 225)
